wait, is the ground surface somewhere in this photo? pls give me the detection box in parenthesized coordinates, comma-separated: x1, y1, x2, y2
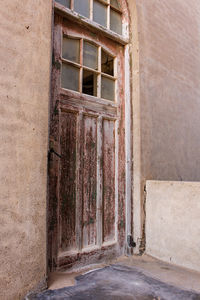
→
(28, 256, 200, 300)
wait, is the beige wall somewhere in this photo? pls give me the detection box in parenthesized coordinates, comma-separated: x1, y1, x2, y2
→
(128, 0, 200, 253)
(0, 1, 52, 299)
(136, 0, 200, 182)
(146, 181, 200, 273)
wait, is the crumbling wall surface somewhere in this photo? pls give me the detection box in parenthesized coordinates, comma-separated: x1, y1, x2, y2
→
(136, 0, 200, 181)
(0, 1, 52, 299)
(146, 181, 200, 273)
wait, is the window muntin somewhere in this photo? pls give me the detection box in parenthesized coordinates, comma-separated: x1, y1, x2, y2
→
(61, 36, 116, 101)
(55, 0, 122, 35)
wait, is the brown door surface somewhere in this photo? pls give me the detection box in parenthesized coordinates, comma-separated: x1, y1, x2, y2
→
(48, 13, 127, 271)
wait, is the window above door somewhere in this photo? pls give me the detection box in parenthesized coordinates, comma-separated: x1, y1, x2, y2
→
(61, 36, 116, 101)
(55, 0, 123, 35)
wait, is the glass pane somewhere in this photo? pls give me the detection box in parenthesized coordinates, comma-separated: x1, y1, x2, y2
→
(62, 37, 80, 63)
(93, 0, 107, 27)
(62, 63, 79, 91)
(74, 0, 90, 18)
(110, 9, 122, 35)
(110, 0, 120, 10)
(83, 42, 98, 70)
(101, 76, 115, 101)
(101, 50, 114, 76)
(82, 70, 97, 96)
(55, 0, 70, 8)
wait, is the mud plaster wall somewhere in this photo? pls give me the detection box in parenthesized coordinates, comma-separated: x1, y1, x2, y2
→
(0, 1, 52, 299)
(146, 181, 200, 273)
(135, 0, 200, 182)
(127, 0, 200, 253)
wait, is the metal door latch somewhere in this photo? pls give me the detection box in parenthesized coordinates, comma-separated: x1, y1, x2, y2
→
(127, 235, 136, 248)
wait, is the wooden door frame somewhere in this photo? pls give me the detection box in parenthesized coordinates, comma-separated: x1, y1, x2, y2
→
(48, 0, 133, 272)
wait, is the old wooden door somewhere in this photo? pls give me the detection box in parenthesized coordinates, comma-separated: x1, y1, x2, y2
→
(48, 2, 129, 271)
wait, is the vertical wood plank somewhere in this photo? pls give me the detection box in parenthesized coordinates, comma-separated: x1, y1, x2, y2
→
(48, 16, 62, 271)
(125, 44, 133, 254)
(114, 119, 119, 242)
(102, 118, 115, 243)
(79, 39, 83, 93)
(82, 115, 97, 248)
(97, 116, 103, 246)
(97, 46, 101, 98)
(59, 111, 77, 252)
(117, 46, 126, 250)
(76, 112, 83, 251)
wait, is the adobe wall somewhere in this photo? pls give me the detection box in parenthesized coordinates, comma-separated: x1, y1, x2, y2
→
(136, 0, 200, 182)
(146, 181, 200, 273)
(128, 0, 200, 252)
(0, 1, 52, 299)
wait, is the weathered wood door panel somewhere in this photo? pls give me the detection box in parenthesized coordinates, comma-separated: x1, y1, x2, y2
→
(48, 13, 127, 271)
(59, 110, 77, 252)
(102, 119, 116, 243)
(82, 115, 97, 248)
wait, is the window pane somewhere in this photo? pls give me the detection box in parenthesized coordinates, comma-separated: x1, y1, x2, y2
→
(83, 42, 98, 70)
(83, 70, 97, 96)
(55, 0, 70, 8)
(74, 0, 90, 18)
(110, 9, 122, 35)
(101, 50, 114, 76)
(101, 76, 115, 101)
(110, 0, 120, 10)
(62, 37, 80, 63)
(93, 0, 107, 27)
(62, 63, 79, 91)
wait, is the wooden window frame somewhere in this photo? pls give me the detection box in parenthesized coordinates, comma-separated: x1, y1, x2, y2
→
(57, 0, 123, 30)
(54, 0, 129, 44)
(61, 34, 117, 101)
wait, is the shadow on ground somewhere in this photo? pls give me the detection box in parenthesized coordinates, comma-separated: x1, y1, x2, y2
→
(28, 265, 200, 299)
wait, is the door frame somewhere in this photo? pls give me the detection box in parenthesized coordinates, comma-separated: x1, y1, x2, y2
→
(48, 0, 133, 272)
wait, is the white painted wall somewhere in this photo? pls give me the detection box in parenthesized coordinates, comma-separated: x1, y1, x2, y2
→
(146, 180, 200, 273)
